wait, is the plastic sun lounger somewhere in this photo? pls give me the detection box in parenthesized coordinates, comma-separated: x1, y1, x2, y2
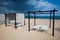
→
(0, 21, 3, 25)
(31, 25, 41, 30)
(31, 25, 48, 32)
(40, 25, 48, 31)
(12, 23, 22, 27)
(16, 23, 22, 27)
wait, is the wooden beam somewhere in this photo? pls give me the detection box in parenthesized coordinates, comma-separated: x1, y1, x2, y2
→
(24, 20, 25, 25)
(49, 12, 52, 28)
(34, 12, 36, 26)
(15, 13, 17, 29)
(52, 9, 55, 36)
(5, 14, 7, 26)
(38, 10, 57, 12)
(28, 12, 30, 31)
(27, 10, 57, 14)
(8, 19, 10, 24)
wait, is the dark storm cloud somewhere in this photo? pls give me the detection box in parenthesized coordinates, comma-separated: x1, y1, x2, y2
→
(9, 0, 28, 3)
(0, 0, 28, 3)
(0, 0, 30, 13)
(0, 0, 35, 12)
(0, 0, 28, 7)
(0, 0, 59, 16)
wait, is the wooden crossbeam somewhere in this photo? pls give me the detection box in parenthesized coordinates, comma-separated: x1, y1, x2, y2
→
(27, 9, 57, 14)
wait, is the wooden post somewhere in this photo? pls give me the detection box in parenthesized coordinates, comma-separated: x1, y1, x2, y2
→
(24, 20, 25, 25)
(52, 9, 55, 36)
(28, 12, 30, 31)
(15, 13, 17, 29)
(49, 12, 52, 28)
(24, 15, 25, 25)
(8, 18, 10, 24)
(34, 12, 36, 26)
(5, 14, 7, 26)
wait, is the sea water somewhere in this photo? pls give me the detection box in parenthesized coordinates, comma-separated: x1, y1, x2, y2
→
(25, 16, 60, 20)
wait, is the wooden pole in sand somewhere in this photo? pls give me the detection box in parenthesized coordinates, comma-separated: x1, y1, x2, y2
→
(15, 13, 17, 29)
(28, 12, 30, 31)
(24, 20, 25, 25)
(52, 9, 55, 36)
(5, 14, 7, 26)
(24, 15, 25, 25)
(49, 12, 52, 28)
(34, 12, 36, 26)
(8, 17, 10, 24)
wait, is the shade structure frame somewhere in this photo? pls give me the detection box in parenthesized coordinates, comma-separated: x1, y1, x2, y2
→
(27, 9, 57, 36)
(4, 13, 17, 29)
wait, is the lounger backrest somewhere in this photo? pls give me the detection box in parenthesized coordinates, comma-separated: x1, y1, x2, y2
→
(41, 25, 48, 30)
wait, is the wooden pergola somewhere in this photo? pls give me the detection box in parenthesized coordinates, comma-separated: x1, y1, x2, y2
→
(27, 9, 57, 36)
(5, 13, 25, 29)
(5, 13, 17, 29)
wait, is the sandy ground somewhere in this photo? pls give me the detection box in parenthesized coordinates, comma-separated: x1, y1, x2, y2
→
(0, 19, 60, 40)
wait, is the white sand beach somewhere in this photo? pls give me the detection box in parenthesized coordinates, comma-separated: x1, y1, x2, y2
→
(0, 19, 60, 40)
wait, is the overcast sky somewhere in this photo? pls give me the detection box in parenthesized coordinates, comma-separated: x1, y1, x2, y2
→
(0, 0, 60, 16)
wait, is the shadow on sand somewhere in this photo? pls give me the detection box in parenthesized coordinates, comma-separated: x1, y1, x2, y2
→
(55, 27, 60, 32)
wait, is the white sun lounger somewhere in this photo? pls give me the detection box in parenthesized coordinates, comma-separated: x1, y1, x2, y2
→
(40, 25, 48, 31)
(31, 25, 41, 30)
(11, 22, 22, 27)
(16, 23, 22, 27)
(31, 25, 48, 31)
(8, 23, 22, 27)
(0, 21, 5, 24)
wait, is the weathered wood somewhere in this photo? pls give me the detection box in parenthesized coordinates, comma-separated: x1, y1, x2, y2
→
(34, 12, 36, 26)
(15, 14, 17, 29)
(27, 10, 57, 13)
(5, 14, 7, 26)
(28, 12, 30, 31)
(8, 19, 10, 24)
(52, 9, 55, 36)
(49, 12, 52, 28)
(24, 20, 25, 25)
